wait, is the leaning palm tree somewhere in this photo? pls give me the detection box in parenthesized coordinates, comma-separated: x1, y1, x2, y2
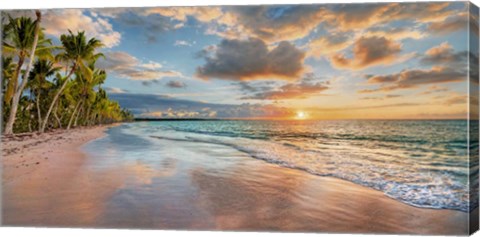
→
(2, 14, 55, 106)
(28, 59, 60, 130)
(40, 30, 103, 132)
(3, 10, 43, 135)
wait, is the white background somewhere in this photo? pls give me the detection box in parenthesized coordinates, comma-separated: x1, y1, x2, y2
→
(1, 0, 479, 236)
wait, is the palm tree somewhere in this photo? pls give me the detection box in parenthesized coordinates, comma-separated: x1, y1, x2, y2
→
(3, 10, 43, 135)
(28, 59, 60, 130)
(67, 66, 106, 129)
(40, 30, 103, 133)
(2, 14, 55, 106)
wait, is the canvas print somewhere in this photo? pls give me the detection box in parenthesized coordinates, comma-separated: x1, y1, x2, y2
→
(1, 1, 479, 235)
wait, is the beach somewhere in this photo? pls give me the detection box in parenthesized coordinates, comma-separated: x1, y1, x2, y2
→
(1, 122, 470, 234)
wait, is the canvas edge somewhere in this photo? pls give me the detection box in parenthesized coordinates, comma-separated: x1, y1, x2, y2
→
(468, 1, 480, 235)
(0, 9, 4, 227)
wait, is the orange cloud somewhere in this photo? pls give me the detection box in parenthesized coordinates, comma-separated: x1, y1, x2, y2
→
(418, 85, 449, 95)
(7, 9, 121, 48)
(444, 95, 467, 106)
(421, 42, 467, 65)
(331, 36, 402, 70)
(364, 27, 425, 41)
(324, 2, 454, 32)
(360, 66, 466, 93)
(428, 13, 469, 35)
(308, 32, 353, 58)
(241, 81, 329, 100)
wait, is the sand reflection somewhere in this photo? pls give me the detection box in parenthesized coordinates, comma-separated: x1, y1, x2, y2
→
(190, 161, 468, 234)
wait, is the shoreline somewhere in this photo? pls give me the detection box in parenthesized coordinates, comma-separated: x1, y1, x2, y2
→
(1, 123, 470, 234)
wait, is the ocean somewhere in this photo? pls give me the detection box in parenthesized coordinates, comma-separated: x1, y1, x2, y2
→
(85, 120, 478, 213)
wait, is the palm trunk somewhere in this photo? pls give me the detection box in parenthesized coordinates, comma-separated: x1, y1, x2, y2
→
(84, 104, 92, 126)
(67, 100, 82, 130)
(90, 112, 97, 126)
(40, 64, 75, 133)
(53, 103, 62, 128)
(5, 57, 24, 106)
(35, 89, 42, 131)
(74, 101, 84, 127)
(4, 11, 42, 135)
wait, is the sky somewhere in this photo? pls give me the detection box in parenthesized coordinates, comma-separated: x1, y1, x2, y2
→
(6, 2, 479, 120)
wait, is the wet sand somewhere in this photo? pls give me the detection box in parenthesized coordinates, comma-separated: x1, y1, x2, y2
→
(1, 124, 470, 234)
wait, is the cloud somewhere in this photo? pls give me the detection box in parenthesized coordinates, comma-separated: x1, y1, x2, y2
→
(313, 102, 422, 111)
(234, 81, 278, 94)
(139, 108, 216, 119)
(364, 26, 425, 41)
(331, 36, 402, 70)
(326, 4, 392, 31)
(83, 2, 460, 46)
(307, 22, 424, 60)
(420, 42, 467, 65)
(110, 93, 294, 119)
(6, 9, 121, 48)
(166, 80, 187, 88)
(241, 80, 329, 100)
(360, 66, 466, 93)
(308, 31, 353, 58)
(174, 40, 195, 47)
(428, 13, 469, 35)
(196, 38, 305, 81)
(209, 3, 458, 43)
(141, 61, 163, 70)
(105, 87, 128, 94)
(325, 2, 454, 32)
(144, 6, 223, 23)
(444, 95, 467, 106)
(97, 51, 183, 81)
(418, 85, 449, 95)
(94, 7, 224, 42)
(95, 8, 179, 43)
(210, 6, 328, 43)
(360, 94, 402, 100)
(92, 7, 226, 43)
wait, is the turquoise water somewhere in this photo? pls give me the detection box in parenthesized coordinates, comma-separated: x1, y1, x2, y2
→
(101, 120, 477, 212)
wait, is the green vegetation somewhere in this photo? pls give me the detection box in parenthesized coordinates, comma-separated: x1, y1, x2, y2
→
(2, 11, 133, 135)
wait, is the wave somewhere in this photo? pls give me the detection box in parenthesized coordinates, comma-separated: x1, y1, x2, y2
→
(141, 128, 474, 213)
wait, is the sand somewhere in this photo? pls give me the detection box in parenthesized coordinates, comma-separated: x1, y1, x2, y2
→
(1, 124, 471, 234)
(2, 126, 110, 184)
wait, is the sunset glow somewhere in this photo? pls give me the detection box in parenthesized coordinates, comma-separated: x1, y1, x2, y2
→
(296, 111, 307, 120)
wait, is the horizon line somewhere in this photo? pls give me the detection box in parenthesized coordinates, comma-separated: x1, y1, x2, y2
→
(134, 117, 474, 121)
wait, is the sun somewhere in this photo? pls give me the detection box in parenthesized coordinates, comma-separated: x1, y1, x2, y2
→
(295, 111, 307, 120)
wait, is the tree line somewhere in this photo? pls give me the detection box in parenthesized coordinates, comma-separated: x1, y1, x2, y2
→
(2, 10, 133, 135)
